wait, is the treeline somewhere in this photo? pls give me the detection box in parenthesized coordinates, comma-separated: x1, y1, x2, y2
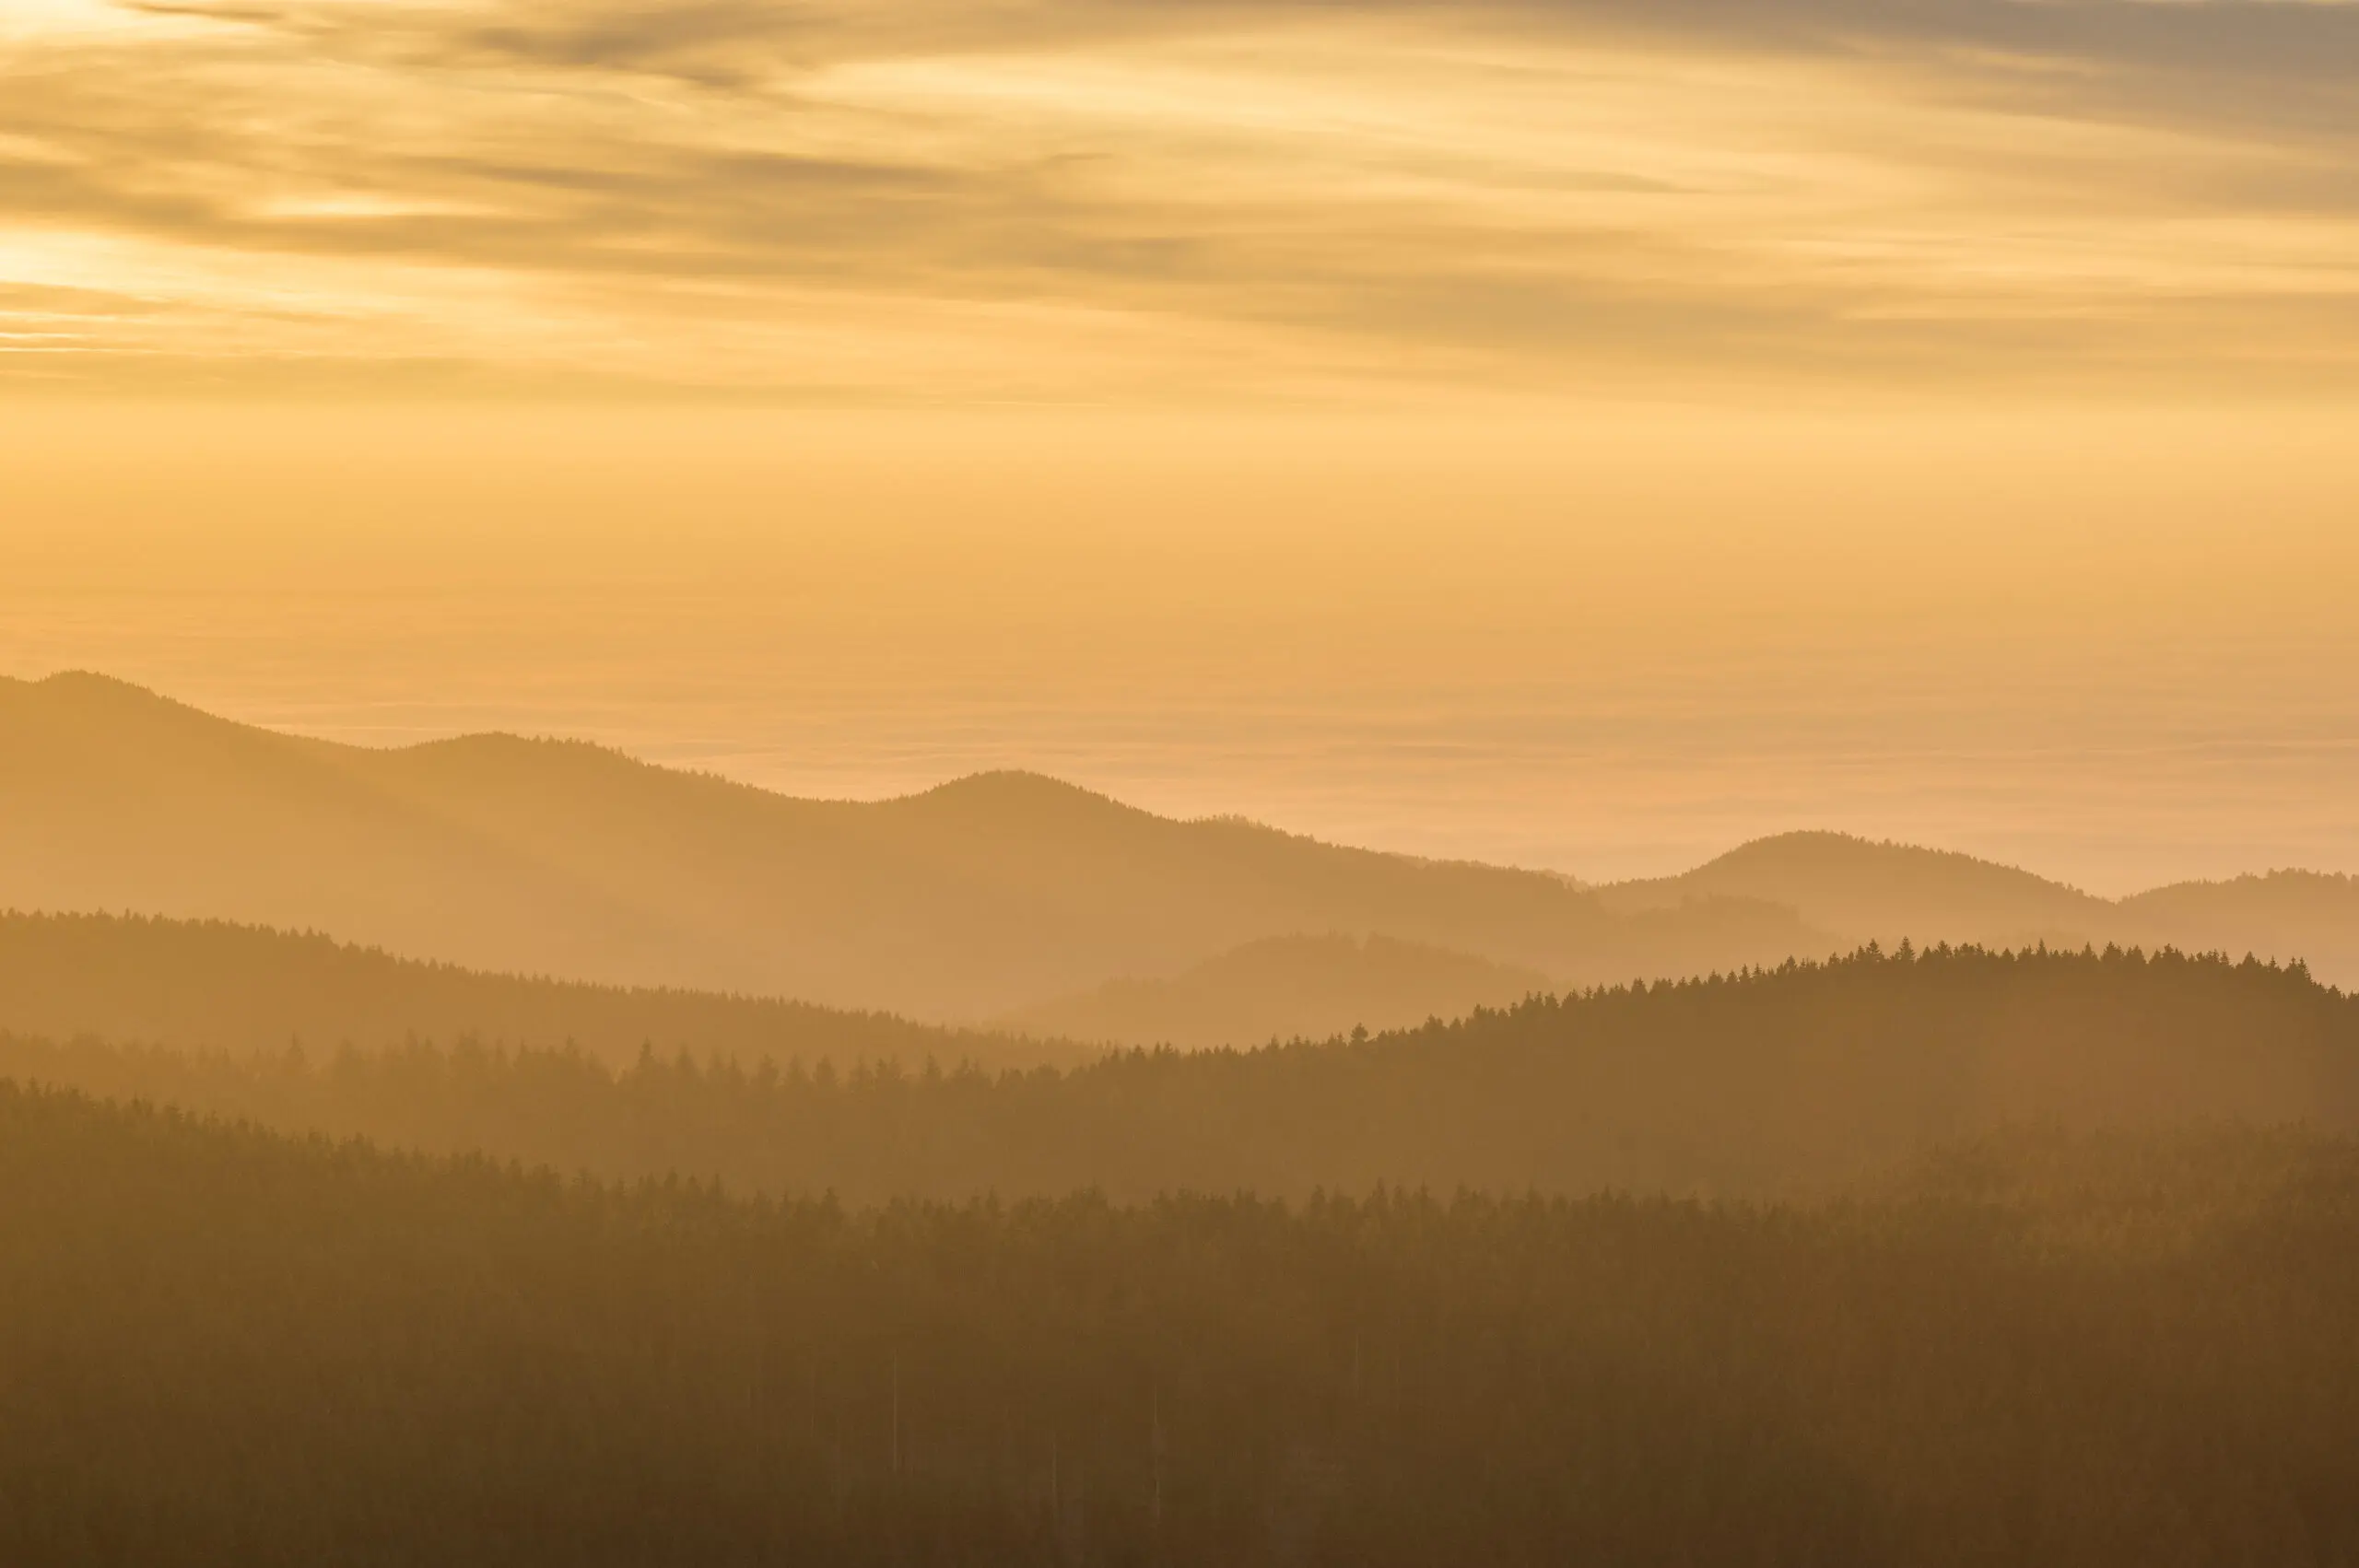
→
(2, 1082, 2354, 1566)
(0, 911, 1095, 1071)
(8, 943, 2353, 1202)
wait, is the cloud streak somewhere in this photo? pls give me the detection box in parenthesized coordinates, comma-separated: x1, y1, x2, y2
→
(5, 0, 2357, 398)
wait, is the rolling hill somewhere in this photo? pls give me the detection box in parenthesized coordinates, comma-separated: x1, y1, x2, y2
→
(7, 673, 2353, 1037)
(0, 672, 1818, 1020)
(9, 944, 2353, 1203)
(2120, 870, 2359, 986)
(1596, 832, 2112, 950)
(0, 911, 1092, 1071)
(1000, 932, 1547, 1049)
(1599, 832, 2359, 986)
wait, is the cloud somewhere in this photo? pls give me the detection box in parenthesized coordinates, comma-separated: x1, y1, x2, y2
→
(4, 0, 2357, 399)
(208, 0, 2359, 107)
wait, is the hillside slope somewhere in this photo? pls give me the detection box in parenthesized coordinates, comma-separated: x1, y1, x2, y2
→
(11, 944, 2352, 1202)
(1598, 832, 2114, 949)
(0, 911, 1091, 1071)
(1601, 833, 2359, 984)
(0, 673, 1817, 1018)
(999, 932, 1547, 1049)
(2121, 870, 2359, 985)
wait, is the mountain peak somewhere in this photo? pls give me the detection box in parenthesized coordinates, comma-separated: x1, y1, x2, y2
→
(892, 770, 1138, 820)
(1594, 828, 2112, 951)
(5, 670, 268, 746)
(1696, 832, 2099, 896)
(24, 670, 177, 707)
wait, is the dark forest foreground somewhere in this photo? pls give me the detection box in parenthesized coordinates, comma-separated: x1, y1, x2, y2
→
(3, 1084, 2355, 1567)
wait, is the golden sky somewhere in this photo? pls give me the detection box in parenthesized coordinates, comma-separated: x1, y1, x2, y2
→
(4, 1, 2357, 889)
(6, 0, 2359, 399)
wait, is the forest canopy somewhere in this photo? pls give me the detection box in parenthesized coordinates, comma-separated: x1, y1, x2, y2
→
(1, 1082, 2353, 1566)
(6, 941, 2351, 1203)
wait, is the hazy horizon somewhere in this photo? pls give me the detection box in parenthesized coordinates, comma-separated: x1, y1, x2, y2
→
(12, 0, 2359, 894)
(10, 401, 2359, 897)
(6, 446, 2354, 895)
(6, 644, 2357, 896)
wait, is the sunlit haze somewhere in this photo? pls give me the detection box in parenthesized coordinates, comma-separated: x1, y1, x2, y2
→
(9, 2, 2359, 891)
(6, 401, 2356, 891)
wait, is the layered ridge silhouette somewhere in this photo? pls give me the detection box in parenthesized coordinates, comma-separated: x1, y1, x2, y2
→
(998, 932, 1548, 1050)
(0, 673, 1815, 1024)
(1602, 831, 2359, 983)
(9, 943, 2352, 1203)
(7, 672, 2356, 1051)
(0, 911, 1093, 1072)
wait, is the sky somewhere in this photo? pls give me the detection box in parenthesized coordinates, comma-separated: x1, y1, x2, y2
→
(4, 0, 2357, 889)
(7, 0, 2359, 398)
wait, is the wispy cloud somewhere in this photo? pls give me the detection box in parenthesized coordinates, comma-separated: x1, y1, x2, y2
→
(5, 0, 2357, 398)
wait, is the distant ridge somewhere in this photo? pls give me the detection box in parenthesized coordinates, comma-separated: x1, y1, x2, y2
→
(1000, 932, 1549, 1050)
(0, 673, 1820, 1019)
(1599, 832, 2111, 949)
(2120, 871, 2359, 982)
(0, 910, 1090, 1071)
(1599, 831, 2359, 986)
(6, 673, 2354, 1025)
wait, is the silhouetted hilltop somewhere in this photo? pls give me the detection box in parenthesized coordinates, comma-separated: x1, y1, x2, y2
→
(0, 911, 1092, 1071)
(0, 673, 1817, 1018)
(3, 1082, 2356, 1566)
(1599, 831, 2112, 950)
(886, 768, 1143, 830)
(12, 674, 2353, 1025)
(10, 943, 2351, 1203)
(2121, 870, 2359, 984)
(1000, 932, 1548, 1050)
(1601, 832, 2359, 984)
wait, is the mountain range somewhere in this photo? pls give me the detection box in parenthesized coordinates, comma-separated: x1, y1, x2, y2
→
(4, 671, 2353, 1048)
(0, 672, 1808, 1023)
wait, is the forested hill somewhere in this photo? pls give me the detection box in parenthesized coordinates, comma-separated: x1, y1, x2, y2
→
(3, 1082, 2356, 1566)
(0, 911, 1093, 1071)
(2118, 869, 2359, 986)
(998, 932, 1549, 1050)
(1597, 833, 2111, 949)
(12, 944, 2353, 1202)
(0, 673, 1816, 1021)
(1600, 832, 2359, 985)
